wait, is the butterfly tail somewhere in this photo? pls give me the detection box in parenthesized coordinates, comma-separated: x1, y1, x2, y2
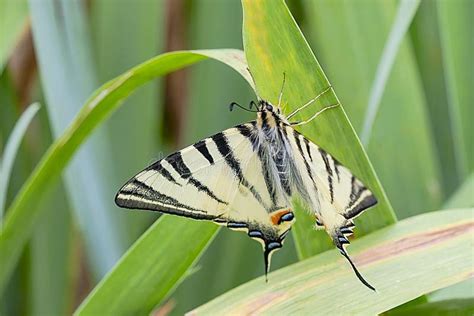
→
(332, 224, 376, 291)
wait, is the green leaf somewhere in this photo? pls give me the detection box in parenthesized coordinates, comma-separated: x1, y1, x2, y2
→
(437, 0, 474, 177)
(76, 46, 255, 314)
(0, 102, 40, 218)
(302, 0, 441, 218)
(0, 49, 252, 297)
(0, 72, 73, 315)
(429, 280, 474, 304)
(386, 298, 474, 316)
(91, 0, 164, 239)
(30, 0, 157, 278)
(242, 0, 396, 259)
(444, 173, 474, 209)
(24, 99, 74, 316)
(360, 0, 420, 145)
(29, 185, 73, 316)
(170, 1, 273, 313)
(411, 0, 459, 195)
(0, 72, 39, 316)
(427, 174, 474, 302)
(192, 208, 474, 315)
(0, 0, 28, 73)
(0, 71, 19, 144)
(75, 217, 218, 315)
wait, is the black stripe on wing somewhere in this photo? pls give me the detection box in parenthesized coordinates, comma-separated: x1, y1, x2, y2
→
(293, 130, 317, 191)
(344, 176, 377, 219)
(146, 161, 182, 186)
(345, 194, 377, 219)
(115, 179, 217, 220)
(303, 137, 313, 162)
(237, 123, 259, 151)
(194, 140, 215, 164)
(333, 159, 341, 182)
(165, 151, 228, 205)
(211, 129, 266, 208)
(318, 148, 334, 203)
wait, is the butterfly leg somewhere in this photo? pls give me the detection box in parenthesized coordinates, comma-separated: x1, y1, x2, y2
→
(287, 85, 333, 120)
(314, 214, 325, 229)
(290, 103, 340, 126)
(277, 72, 286, 109)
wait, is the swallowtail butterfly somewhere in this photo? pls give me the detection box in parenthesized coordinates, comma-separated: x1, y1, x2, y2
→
(115, 79, 377, 290)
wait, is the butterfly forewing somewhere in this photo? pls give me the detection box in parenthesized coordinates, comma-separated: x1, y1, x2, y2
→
(115, 123, 293, 244)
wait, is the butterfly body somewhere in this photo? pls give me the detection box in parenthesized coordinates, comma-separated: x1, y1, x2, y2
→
(115, 98, 377, 290)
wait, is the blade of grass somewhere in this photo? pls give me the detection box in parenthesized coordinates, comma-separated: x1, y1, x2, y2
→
(437, 0, 474, 177)
(91, 0, 164, 239)
(192, 208, 474, 315)
(429, 281, 474, 303)
(29, 0, 136, 278)
(386, 298, 474, 316)
(302, 0, 441, 219)
(410, 0, 458, 195)
(75, 49, 254, 314)
(26, 102, 75, 316)
(0, 71, 37, 316)
(0, 49, 251, 297)
(242, 0, 396, 259)
(0, 72, 73, 315)
(392, 172, 474, 311)
(0, 0, 28, 73)
(0, 102, 40, 219)
(427, 173, 474, 302)
(444, 173, 474, 209)
(0, 72, 18, 144)
(29, 183, 73, 315)
(74, 217, 218, 315)
(360, 0, 420, 146)
(171, 1, 295, 313)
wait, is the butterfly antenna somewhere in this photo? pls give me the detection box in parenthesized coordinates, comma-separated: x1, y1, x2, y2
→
(249, 100, 258, 111)
(229, 102, 258, 113)
(339, 247, 376, 292)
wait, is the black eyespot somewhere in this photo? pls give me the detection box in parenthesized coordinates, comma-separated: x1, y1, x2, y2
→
(266, 104, 273, 111)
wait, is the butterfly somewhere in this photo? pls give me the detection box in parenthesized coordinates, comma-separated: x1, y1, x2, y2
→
(115, 76, 378, 291)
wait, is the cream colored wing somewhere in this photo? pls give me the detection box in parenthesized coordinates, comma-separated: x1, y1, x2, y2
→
(115, 123, 294, 276)
(286, 126, 377, 290)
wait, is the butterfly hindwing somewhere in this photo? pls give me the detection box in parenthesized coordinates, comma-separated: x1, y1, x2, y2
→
(285, 126, 377, 290)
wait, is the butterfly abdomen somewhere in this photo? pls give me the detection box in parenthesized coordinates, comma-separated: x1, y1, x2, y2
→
(251, 118, 297, 208)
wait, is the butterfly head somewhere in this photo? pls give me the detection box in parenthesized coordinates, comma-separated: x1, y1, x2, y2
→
(257, 100, 290, 127)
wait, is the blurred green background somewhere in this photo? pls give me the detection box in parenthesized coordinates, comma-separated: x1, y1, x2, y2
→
(1, 0, 472, 315)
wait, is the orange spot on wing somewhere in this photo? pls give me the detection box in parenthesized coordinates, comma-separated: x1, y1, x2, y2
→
(271, 209, 290, 225)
